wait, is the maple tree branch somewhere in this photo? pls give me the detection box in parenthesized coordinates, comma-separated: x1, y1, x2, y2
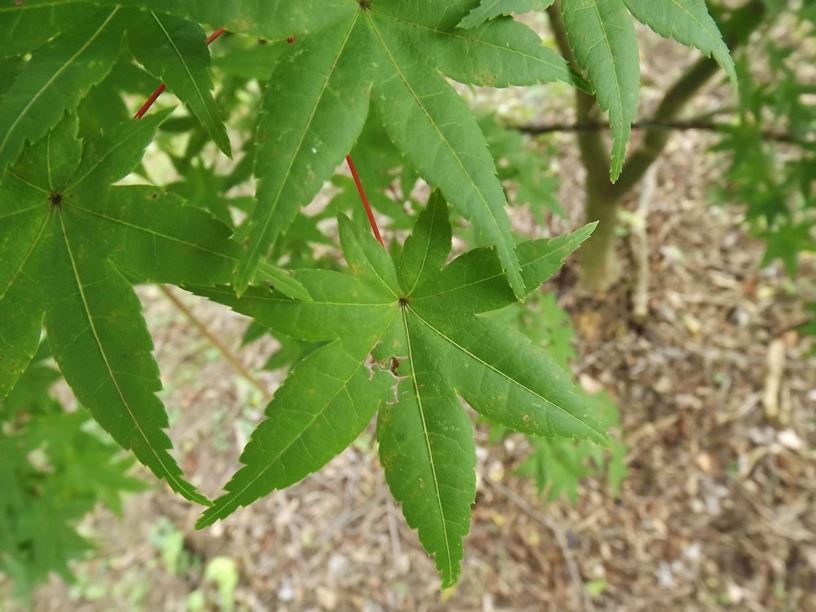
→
(158, 285, 272, 402)
(512, 117, 807, 147)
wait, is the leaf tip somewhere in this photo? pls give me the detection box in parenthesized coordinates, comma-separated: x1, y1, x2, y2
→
(609, 162, 622, 183)
(218, 135, 234, 159)
(195, 515, 214, 531)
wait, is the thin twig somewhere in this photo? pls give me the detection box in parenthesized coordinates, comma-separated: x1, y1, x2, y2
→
(484, 478, 594, 612)
(158, 285, 272, 402)
(512, 118, 809, 147)
(631, 164, 658, 322)
(763, 337, 787, 423)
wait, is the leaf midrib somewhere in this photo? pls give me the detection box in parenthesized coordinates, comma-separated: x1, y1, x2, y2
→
(56, 211, 199, 501)
(0, 213, 48, 303)
(412, 241, 585, 302)
(405, 202, 438, 295)
(200, 320, 395, 525)
(6, 171, 50, 195)
(401, 306, 454, 580)
(149, 12, 225, 149)
(668, 0, 724, 48)
(71, 202, 235, 263)
(586, 0, 626, 163)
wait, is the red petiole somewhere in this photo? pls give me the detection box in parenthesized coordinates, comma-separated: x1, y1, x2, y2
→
(133, 27, 385, 247)
(345, 155, 384, 246)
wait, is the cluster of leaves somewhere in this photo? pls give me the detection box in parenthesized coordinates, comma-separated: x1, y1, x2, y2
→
(710, 2, 815, 340)
(714, 4, 815, 277)
(0, 345, 144, 598)
(0, 0, 739, 590)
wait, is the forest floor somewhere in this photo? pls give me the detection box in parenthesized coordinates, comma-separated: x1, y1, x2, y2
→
(8, 19, 816, 612)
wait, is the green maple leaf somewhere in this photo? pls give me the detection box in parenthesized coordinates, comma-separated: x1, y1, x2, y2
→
(623, 0, 736, 85)
(0, 110, 293, 504)
(561, 0, 640, 182)
(127, 9, 232, 156)
(191, 192, 605, 586)
(0, 5, 126, 176)
(1, 350, 146, 595)
(227, 1, 578, 298)
(459, 0, 555, 29)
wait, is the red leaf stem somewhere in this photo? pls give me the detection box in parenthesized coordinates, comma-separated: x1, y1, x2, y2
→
(346, 155, 385, 247)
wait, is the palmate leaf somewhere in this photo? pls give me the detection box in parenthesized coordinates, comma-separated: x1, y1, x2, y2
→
(561, 0, 640, 182)
(127, 10, 232, 156)
(0, 6, 125, 176)
(459, 0, 555, 29)
(0, 112, 278, 503)
(191, 194, 606, 586)
(623, 0, 736, 85)
(233, 1, 587, 300)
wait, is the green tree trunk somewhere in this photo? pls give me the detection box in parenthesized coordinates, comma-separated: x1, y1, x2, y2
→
(580, 191, 621, 291)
